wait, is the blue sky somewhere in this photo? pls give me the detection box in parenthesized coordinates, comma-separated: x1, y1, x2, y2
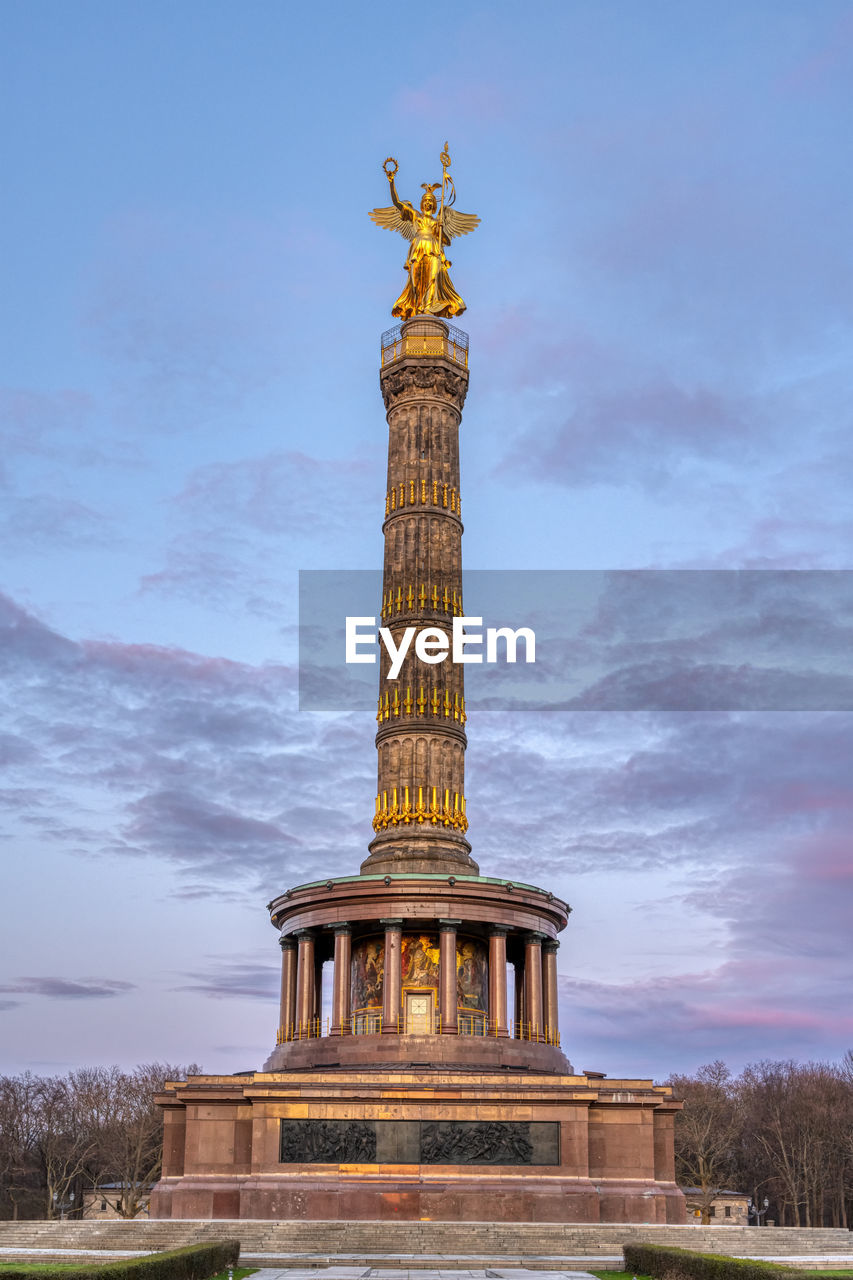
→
(1, 0, 852, 1079)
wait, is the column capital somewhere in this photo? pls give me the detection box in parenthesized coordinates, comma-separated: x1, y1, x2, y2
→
(279, 934, 297, 950)
(331, 921, 353, 935)
(524, 931, 546, 945)
(380, 361, 469, 414)
(294, 928, 315, 941)
(543, 939, 560, 953)
(437, 918, 462, 932)
(380, 918, 404, 930)
(488, 925, 509, 938)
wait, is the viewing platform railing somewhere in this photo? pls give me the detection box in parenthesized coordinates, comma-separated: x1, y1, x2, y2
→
(457, 1008, 487, 1037)
(277, 1012, 560, 1046)
(381, 321, 469, 370)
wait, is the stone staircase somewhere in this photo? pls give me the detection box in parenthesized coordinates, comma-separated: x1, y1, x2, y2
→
(0, 1220, 849, 1269)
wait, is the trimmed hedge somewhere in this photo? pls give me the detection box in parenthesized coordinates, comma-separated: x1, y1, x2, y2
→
(623, 1243, 802, 1280)
(0, 1239, 241, 1280)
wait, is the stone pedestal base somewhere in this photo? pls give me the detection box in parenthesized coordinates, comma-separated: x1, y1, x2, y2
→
(151, 1170, 684, 1223)
(151, 1067, 686, 1224)
(262, 1031, 571, 1073)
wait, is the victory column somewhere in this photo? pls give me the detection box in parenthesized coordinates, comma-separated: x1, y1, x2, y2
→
(150, 147, 685, 1224)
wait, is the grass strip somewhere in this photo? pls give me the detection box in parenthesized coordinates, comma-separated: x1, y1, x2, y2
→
(0, 1241, 240, 1280)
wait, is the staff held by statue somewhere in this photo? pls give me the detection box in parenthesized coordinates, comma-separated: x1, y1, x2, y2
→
(437, 141, 456, 253)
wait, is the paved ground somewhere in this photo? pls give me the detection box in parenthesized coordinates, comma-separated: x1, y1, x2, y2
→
(733, 1259, 853, 1268)
(239, 1260, 621, 1268)
(2, 1253, 852, 1274)
(0, 1248, 149, 1256)
(249, 1271, 603, 1280)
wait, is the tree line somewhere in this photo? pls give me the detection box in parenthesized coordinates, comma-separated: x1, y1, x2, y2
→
(669, 1054, 853, 1227)
(0, 1063, 199, 1220)
(2, 1055, 852, 1224)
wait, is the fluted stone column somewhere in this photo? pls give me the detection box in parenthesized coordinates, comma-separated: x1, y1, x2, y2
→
(363, 316, 479, 877)
(381, 919, 403, 1033)
(488, 927, 509, 1037)
(278, 935, 297, 1041)
(438, 919, 460, 1034)
(331, 923, 352, 1036)
(523, 933, 544, 1041)
(543, 939, 560, 1044)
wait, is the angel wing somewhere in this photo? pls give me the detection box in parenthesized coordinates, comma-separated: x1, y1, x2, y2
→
(441, 208, 480, 240)
(369, 205, 416, 242)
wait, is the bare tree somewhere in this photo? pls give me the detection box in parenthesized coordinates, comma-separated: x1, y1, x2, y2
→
(668, 1060, 739, 1223)
(0, 1061, 200, 1221)
(839, 1051, 853, 1228)
(739, 1059, 852, 1228)
(0, 1074, 43, 1220)
(35, 1076, 95, 1219)
(75, 1062, 200, 1218)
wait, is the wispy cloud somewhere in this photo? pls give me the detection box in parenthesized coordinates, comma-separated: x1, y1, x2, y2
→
(501, 378, 752, 491)
(0, 493, 113, 550)
(138, 450, 375, 615)
(173, 451, 374, 539)
(0, 387, 97, 461)
(173, 958, 278, 1001)
(470, 710, 853, 882)
(0, 589, 373, 896)
(0, 977, 135, 1000)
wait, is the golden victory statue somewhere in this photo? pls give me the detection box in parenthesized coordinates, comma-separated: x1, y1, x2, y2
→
(370, 143, 480, 319)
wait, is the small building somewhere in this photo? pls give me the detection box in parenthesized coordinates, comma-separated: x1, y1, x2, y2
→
(681, 1187, 749, 1224)
(81, 1185, 149, 1219)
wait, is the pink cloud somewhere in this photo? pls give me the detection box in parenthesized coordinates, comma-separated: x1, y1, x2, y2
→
(792, 831, 853, 883)
(695, 1003, 850, 1033)
(559, 956, 853, 1077)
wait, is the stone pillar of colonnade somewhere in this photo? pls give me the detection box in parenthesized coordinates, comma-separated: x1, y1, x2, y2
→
(523, 933, 544, 1041)
(278, 936, 297, 1041)
(330, 923, 352, 1036)
(488, 927, 509, 1037)
(514, 956, 524, 1038)
(543, 940, 560, 1045)
(295, 930, 316, 1036)
(381, 919, 403, 1033)
(438, 920, 460, 1034)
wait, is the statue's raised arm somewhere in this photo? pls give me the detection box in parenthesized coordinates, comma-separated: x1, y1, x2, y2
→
(387, 169, 412, 219)
(369, 159, 417, 242)
(369, 147, 479, 320)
